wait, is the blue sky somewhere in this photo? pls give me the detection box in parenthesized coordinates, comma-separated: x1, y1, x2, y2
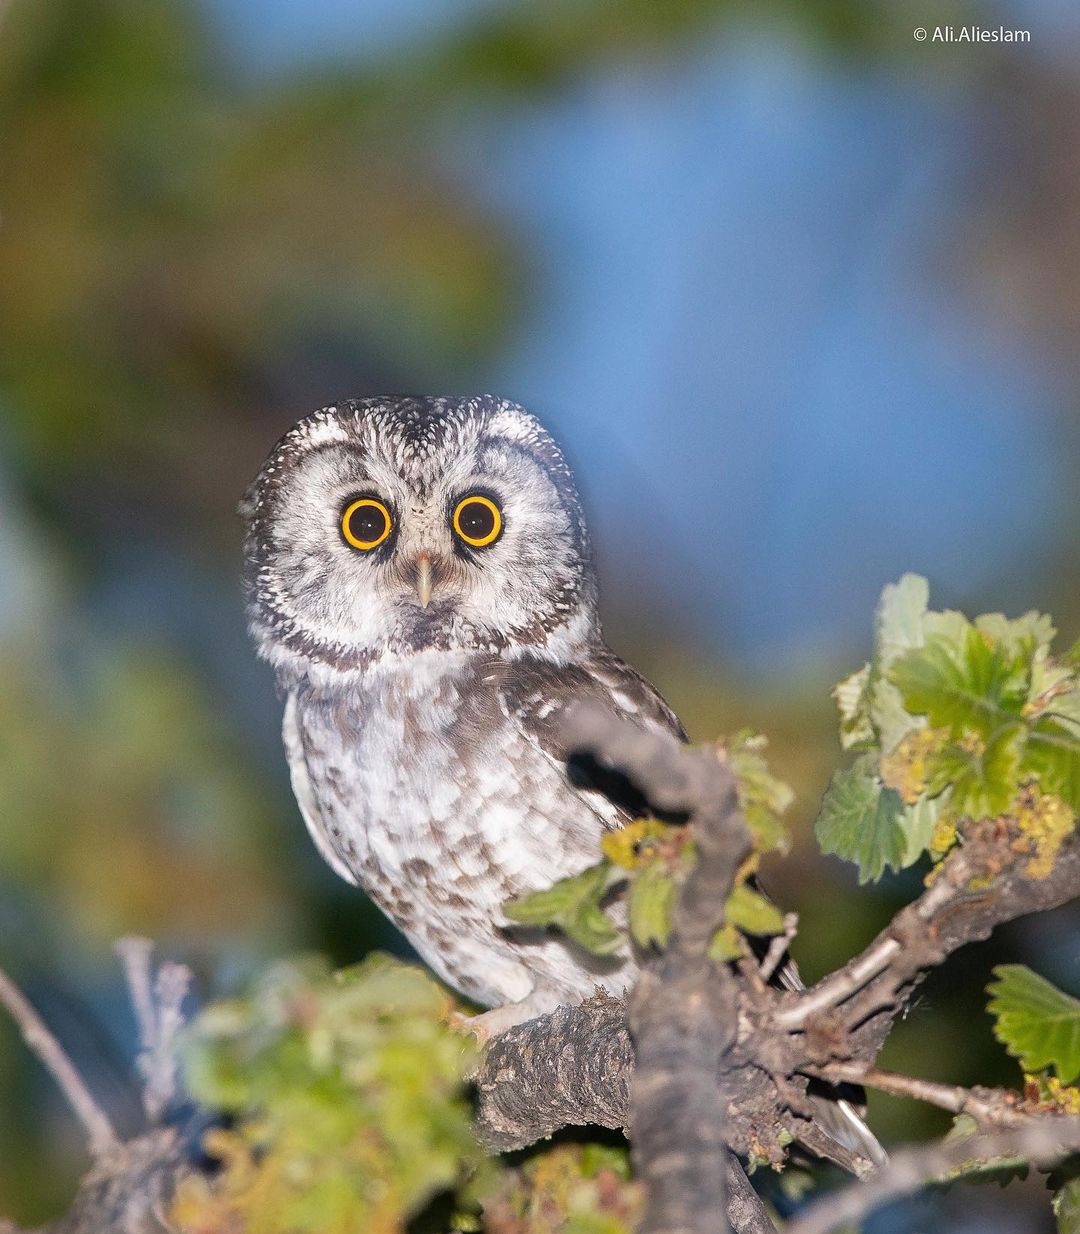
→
(207, 0, 1071, 669)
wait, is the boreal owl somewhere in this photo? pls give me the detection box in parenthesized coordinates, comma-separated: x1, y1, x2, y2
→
(242, 395, 882, 1164)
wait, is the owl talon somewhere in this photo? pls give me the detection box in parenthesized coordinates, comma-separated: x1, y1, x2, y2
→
(448, 994, 565, 1046)
(448, 1009, 495, 1047)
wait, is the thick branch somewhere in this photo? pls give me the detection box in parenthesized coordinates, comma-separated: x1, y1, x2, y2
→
(778, 819, 1080, 1065)
(785, 1115, 1080, 1234)
(474, 993, 631, 1151)
(724, 1158, 777, 1234)
(37, 1130, 186, 1234)
(476, 784, 1080, 1208)
(567, 703, 753, 1234)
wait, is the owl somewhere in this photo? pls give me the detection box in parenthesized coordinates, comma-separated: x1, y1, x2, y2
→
(242, 395, 881, 1161)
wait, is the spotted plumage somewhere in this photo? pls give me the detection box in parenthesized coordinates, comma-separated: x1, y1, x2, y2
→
(242, 396, 680, 1019)
(242, 395, 882, 1161)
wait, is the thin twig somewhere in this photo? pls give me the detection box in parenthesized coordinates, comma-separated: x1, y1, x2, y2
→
(775, 938, 901, 1030)
(116, 937, 158, 1054)
(785, 1115, 1080, 1234)
(0, 968, 120, 1158)
(758, 913, 799, 984)
(115, 937, 191, 1123)
(794, 1116, 877, 1179)
(145, 962, 191, 1122)
(776, 843, 983, 1032)
(815, 1064, 1026, 1126)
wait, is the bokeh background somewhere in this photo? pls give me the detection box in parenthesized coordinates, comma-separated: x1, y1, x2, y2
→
(2, 0, 1079, 1228)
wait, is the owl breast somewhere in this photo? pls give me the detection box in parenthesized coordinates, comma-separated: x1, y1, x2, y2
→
(286, 649, 631, 1009)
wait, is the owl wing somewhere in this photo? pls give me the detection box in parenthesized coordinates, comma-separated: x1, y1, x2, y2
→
(497, 646, 687, 833)
(282, 691, 359, 886)
(499, 649, 886, 1167)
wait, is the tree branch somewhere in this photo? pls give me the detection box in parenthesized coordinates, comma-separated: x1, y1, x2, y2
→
(724, 1158, 777, 1234)
(777, 818, 1080, 1067)
(784, 1115, 1080, 1234)
(0, 948, 195, 1234)
(566, 702, 753, 1234)
(116, 938, 190, 1123)
(813, 1064, 1027, 1127)
(0, 968, 120, 1159)
(473, 747, 1080, 1231)
(474, 991, 631, 1151)
(8, 715, 1077, 1233)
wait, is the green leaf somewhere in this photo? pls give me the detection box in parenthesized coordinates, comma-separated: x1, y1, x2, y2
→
(876, 572, 930, 662)
(708, 923, 743, 962)
(562, 903, 624, 956)
(504, 862, 625, 956)
(890, 626, 1029, 737)
(1054, 1174, 1080, 1234)
(815, 754, 907, 883)
(503, 861, 614, 925)
(834, 663, 874, 751)
(987, 965, 1080, 1085)
(178, 954, 484, 1234)
(922, 607, 973, 645)
(1027, 720, 1080, 813)
(725, 730, 793, 855)
(975, 610, 1056, 660)
(924, 724, 1026, 819)
(724, 883, 784, 937)
(870, 573, 930, 752)
(627, 860, 675, 949)
(1027, 640, 1080, 738)
(898, 791, 947, 866)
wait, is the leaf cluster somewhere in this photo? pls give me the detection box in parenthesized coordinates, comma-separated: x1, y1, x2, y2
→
(172, 955, 486, 1234)
(817, 574, 1080, 883)
(504, 731, 792, 960)
(481, 1142, 640, 1234)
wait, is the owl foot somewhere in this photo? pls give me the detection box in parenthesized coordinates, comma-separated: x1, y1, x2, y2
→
(448, 1008, 497, 1048)
(448, 992, 566, 1047)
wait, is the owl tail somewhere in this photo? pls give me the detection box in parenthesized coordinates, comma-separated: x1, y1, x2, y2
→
(804, 1079, 889, 1170)
(774, 955, 888, 1171)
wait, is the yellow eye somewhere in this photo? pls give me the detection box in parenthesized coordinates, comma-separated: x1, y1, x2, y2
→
(341, 497, 392, 551)
(452, 494, 502, 548)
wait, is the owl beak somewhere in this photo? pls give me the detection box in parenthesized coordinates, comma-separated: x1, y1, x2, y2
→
(414, 554, 434, 608)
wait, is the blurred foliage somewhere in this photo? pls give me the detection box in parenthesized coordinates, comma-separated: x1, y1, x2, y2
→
(481, 1142, 641, 1234)
(1055, 1173, 1080, 1234)
(0, 0, 982, 519)
(173, 955, 489, 1234)
(0, 0, 519, 516)
(0, 624, 294, 948)
(171, 954, 641, 1234)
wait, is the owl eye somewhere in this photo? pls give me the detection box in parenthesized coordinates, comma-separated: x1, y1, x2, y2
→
(341, 497, 392, 551)
(452, 494, 503, 548)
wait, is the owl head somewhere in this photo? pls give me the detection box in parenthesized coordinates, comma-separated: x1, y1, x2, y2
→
(242, 396, 600, 682)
